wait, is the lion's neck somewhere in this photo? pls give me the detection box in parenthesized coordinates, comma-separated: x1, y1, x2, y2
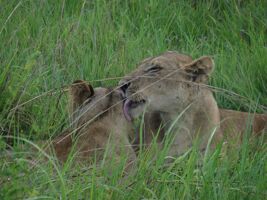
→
(105, 108, 134, 138)
(160, 91, 221, 156)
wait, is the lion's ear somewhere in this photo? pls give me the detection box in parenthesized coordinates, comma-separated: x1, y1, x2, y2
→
(183, 56, 214, 83)
(71, 80, 94, 98)
(69, 80, 94, 114)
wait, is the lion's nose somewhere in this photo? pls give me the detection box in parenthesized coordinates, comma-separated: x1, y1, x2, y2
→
(119, 81, 131, 94)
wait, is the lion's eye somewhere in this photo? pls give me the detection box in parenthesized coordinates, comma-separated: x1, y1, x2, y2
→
(145, 64, 162, 73)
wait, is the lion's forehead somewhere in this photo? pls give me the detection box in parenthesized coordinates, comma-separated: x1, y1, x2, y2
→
(93, 87, 109, 98)
(135, 52, 193, 73)
(158, 53, 192, 66)
(78, 87, 122, 122)
(88, 88, 111, 109)
(93, 87, 121, 102)
(162, 51, 193, 62)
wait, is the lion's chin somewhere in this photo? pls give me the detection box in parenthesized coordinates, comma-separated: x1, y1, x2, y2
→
(123, 99, 146, 121)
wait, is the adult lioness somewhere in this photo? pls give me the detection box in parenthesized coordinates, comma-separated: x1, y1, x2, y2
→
(119, 51, 222, 156)
(119, 51, 266, 155)
(49, 80, 136, 170)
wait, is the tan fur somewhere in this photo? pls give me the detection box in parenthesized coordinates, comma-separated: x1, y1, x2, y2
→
(69, 80, 94, 115)
(120, 51, 266, 156)
(50, 80, 136, 171)
(120, 51, 222, 156)
(134, 109, 267, 151)
(219, 109, 267, 143)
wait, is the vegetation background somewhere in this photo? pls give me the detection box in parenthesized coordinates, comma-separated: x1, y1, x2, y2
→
(0, 0, 266, 199)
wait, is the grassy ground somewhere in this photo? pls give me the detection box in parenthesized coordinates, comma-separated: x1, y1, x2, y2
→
(0, 0, 266, 199)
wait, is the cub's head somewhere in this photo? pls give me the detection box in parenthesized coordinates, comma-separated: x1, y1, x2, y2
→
(119, 51, 214, 120)
(69, 80, 124, 127)
(53, 80, 134, 164)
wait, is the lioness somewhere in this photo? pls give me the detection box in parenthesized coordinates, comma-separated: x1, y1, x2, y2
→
(50, 80, 136, 170)
(119, 51, 266, 156)
(119, 51, 222, 156)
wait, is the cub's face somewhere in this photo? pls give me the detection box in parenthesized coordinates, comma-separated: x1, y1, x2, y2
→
(69, 80, 124, 127)
(119, 51, 214, 121)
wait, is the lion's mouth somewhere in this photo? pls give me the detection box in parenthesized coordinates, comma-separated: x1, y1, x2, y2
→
(123, 99, 146, 121)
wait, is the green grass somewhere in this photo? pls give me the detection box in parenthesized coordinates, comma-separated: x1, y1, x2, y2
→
(0, 0, 266, 199)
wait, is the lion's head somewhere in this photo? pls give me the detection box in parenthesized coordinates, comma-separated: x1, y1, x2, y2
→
(69, 80, 126, 131)
(119, 51, 214, 121)
(52, 80, 136, 168)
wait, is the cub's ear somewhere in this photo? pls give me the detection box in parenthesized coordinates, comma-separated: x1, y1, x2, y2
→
(71, 80, 94, 98)
(69, 80, 94, 113)
(183, 56, 214, 83)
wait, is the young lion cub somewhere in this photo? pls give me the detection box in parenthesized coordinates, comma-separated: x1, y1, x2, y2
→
(50, 80, 136, 170)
